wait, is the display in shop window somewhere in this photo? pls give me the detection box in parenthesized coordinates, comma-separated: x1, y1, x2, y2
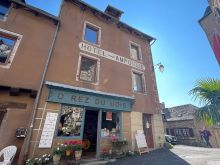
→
(57, 106, 84, 137)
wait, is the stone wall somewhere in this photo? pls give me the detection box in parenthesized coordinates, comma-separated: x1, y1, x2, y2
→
(152, 114, 165, 148)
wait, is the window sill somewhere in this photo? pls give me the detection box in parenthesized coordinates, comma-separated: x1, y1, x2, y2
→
(76, 78, 99, 85)
(82, 39, 100, 47)
(133, 91, 147, 95)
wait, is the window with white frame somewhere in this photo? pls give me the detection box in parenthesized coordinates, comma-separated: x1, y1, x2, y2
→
(130, 43, 142, 61)
(79, 56, 98, 83)
(83, 22, 101, 45)
(0, 30, 22, 67)
(0, 1, 10, 20)
(132, 71, 145, 93)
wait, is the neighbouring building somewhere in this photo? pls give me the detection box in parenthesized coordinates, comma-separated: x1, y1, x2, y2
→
(162, 103, 220, 147)
(199, 0, 220, 65)
(0, 0, 164, 163)
(0, 0, 59, 164)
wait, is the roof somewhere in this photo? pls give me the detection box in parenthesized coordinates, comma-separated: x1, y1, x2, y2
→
(67, 0, 155, 43)
(163, 104, 198, 122)
(11, 0, 60, 24)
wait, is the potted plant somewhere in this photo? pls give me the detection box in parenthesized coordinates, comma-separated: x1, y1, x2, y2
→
(73, 143, 83, 161)
(52, 147, 63, 164)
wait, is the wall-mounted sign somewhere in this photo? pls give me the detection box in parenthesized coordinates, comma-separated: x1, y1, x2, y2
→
(47, 88, 132, 112)
(39, 112, 58, 148)
(79, 42, 145, 71)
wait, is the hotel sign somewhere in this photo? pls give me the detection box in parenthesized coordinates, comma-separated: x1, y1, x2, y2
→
(79, 42, 145, 71)
(47, 88, 132, 111)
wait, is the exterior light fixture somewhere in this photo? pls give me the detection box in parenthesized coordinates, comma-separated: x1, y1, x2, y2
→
(154, 62, 164, 72)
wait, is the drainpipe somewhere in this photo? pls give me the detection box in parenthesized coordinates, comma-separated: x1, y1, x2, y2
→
(23, 0, 64, 161)
(23, 20, 60, 160)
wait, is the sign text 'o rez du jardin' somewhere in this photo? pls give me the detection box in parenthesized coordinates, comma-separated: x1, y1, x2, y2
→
(48, 89, 132, 111)
(79, 42, 145, 71)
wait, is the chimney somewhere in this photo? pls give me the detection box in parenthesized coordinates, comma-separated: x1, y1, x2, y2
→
(104, 5, 124, 20)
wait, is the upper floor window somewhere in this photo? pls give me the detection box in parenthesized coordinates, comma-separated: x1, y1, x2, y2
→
(79, 56, 98, 83)
(83, 21, 101, 46)
(130, 42, 142, 61)
(0, 29, 22, 68)
(132, 71, 145, 93)
(0, 1, 11, 20)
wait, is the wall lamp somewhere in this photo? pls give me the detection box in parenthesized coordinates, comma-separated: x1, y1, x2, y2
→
(154, 62, 164, 73)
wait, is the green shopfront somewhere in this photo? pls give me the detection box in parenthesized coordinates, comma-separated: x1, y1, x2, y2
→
(45, 81, 133, 159)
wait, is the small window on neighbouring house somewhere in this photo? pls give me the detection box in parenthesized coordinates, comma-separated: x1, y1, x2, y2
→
(0, 32, 17, 64)
(84, 25, 99, 44)
(130, 44, 141, 60)
(79, 57, 97, 82)
(0, 1, 10, 20)
(132, 72, 144, 93)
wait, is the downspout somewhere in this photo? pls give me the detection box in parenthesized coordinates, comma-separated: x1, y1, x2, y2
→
(22, 0, 64, 159)
(24, 20, 60, 160)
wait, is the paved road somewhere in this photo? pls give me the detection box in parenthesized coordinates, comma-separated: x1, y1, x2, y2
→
(105, 145, 220, 165)
(171, 145, 220, 165)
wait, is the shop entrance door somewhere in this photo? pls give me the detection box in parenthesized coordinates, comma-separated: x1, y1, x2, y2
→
(83, 110, 98, 158)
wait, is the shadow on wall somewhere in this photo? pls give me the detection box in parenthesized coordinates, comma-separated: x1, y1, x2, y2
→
(106, 148, 190, 165)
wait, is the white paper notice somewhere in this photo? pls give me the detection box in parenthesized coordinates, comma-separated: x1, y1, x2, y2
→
(39, 112, 58, 148)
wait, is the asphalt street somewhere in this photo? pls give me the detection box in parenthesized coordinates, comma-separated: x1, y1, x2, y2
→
(105, 145, 220, 165)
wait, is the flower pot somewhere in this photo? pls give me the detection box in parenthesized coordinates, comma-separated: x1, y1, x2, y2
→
(75, 150, 82, 161)
(53, 154, 61, 164)
(66, 150, 71, 156)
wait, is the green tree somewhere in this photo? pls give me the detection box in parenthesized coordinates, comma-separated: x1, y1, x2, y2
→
(189, 78, 220, 125)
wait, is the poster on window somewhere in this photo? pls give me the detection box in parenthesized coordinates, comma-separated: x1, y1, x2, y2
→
(106, 112, 112, 121)
(39, 112, 58, 148)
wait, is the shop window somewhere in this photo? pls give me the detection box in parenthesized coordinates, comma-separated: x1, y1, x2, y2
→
(57, 105, 84, 137)
(0, 1, 10, 20)
(101, 112, 121, 138)
(130, 42, 142, 61)
(83, 22, 101, 45)
(132, 71, 145, 93)
(0, 29, 22, 68)
(79, 56, 97, 82)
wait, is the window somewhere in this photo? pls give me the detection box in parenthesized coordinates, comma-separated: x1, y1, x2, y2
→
(132, 72, 144, 93)
(0, 33, 16, 64)
(0, 1, 10, 20)
(57, 105, 84, 137)
(79, 56, 97, 82)
(130, 42, 142, 61)
(0, 29, 22, 68)
(83, 22, 101, 45)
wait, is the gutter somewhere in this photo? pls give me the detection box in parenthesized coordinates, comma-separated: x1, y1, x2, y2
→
(23, 0, 64, 159)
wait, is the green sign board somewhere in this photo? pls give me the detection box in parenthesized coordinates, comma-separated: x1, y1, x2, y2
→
(47, 88, 132, 111)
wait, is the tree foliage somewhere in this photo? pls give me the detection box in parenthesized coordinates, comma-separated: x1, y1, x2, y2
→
(189, 78, 220, 125)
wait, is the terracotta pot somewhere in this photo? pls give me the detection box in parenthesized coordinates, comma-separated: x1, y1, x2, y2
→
(53, 154, 61, 164)
(66, 150, 71, 156)
(75, 150, 82, 161)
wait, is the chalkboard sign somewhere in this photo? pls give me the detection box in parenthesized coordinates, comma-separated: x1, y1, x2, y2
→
(135, 130, 149, 155)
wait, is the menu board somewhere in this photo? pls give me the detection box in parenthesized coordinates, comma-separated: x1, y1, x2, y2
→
(39, 112, 58, 148)
(135, 130, 149, 155)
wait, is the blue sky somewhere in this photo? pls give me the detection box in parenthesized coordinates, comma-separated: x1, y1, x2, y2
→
(26, 0, 220, 108)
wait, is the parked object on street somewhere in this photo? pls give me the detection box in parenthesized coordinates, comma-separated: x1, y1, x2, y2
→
(0, 145, 17, 165)
(165, 134, 177, 145)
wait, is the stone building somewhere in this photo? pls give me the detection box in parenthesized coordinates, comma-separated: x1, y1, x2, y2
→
(0, 0, 164, 163)
(162, 104, 220, 147)
(0, 0, 59, 164)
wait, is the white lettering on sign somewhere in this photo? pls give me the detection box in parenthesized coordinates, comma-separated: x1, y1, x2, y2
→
(79, 42, 145, 71)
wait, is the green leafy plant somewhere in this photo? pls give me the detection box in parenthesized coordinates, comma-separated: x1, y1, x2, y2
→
(189, 78, 220, 125)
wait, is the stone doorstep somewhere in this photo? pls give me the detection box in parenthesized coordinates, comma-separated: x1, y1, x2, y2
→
(80, 158, 116, 165)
